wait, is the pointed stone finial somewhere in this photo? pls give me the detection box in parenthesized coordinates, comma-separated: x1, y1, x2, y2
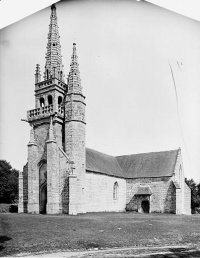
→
(67, 43, 82, 94)
(48, 116, 55, 140)
(30, 126, 35, 142)
(44, 4, 64, 82)
(35, 64, 41, 84)
(28, 126, 37, 146)
(72, 43, 77, 57)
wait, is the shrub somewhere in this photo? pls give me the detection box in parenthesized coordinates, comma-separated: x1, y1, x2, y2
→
(0, 204, 11, 213)
(0, 160, 19, 203)
(0, 203, 18, 213)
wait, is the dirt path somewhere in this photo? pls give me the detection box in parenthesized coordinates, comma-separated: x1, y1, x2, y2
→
(11, 245, 200, 258)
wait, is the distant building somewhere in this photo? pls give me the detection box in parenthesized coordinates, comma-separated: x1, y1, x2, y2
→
(18, 4, 191, 215)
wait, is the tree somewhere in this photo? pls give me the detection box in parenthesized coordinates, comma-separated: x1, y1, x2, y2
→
(0, 160, 19, 203)
(185, 178, 200, 213)
(197, 183, 200, 198)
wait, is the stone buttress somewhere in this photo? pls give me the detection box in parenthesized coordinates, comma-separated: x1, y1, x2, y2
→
(172, 148, 191, 215)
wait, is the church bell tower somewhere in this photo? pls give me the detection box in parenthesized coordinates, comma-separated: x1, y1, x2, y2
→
(18, 4, 86, 215)
(65, 43, 86, 213)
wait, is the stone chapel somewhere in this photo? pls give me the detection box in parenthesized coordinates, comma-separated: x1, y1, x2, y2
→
(18, 4, 191, 216)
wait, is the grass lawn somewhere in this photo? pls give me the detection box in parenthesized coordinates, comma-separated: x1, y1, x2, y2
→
(0, 212, 200, 256)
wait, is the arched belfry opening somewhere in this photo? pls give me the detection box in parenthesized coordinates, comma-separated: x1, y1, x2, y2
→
(48, 95, 53, 105)
(58, 96, 62, 105)
(39, 162, 47, 214)
(40, 97, 45, 107)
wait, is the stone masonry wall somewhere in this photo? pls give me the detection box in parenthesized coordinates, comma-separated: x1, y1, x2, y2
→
(172, 149, 191, 214)
(58, 148, 71, 214)
(183, 182, 191, 215)
(34, 123, 49, 160)
(27, 140, 39, 213)
(26, 124, 49, 214)
(27, 121, 64, 214)
(34, 121, 62, 160)
(53, 122, 63, 148)
(23, 163, 28, 213)
(126, 177, 176, 213)
(46, 139, 60, 214)
(65, 121, 86, 213)
(85, 172, 126, 212)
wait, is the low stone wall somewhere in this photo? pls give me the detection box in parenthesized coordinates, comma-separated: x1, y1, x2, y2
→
(85, 172, 126, 212)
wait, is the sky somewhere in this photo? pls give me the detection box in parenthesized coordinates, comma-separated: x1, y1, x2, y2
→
(1, 0, 200, 29)
(0, 0, 200, 183)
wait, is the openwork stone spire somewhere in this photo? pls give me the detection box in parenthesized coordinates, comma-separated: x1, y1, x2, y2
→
(67, 43, 82, 94)
(44, 4, 64, 82)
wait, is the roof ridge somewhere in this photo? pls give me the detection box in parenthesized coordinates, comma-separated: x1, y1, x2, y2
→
(116, 149, 179, 158)
(86, 147, 116, 157)
(86, 147, 179, 158)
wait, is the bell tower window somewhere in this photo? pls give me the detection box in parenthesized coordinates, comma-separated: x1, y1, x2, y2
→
(40, 97, 45, 107)
(58, 96, 62, 105)
(48, 95, 53, 105)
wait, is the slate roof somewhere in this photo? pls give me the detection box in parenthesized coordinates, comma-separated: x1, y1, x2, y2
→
(116, 150, 178, 178)
(86, 148, 179, 179)
(135, 186, 152, 195)
(86, 148, 124, 178)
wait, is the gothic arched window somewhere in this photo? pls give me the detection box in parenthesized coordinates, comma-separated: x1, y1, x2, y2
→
(39, 161, 47, 214)
(40, 97, 45, 107)
(113, 182, 118, 200)
(58, 96, 62, 105)
(48, 95, 53, 105)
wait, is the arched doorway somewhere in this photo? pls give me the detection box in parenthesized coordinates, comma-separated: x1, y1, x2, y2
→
(141, 200, 150, 213)
(39, 162, 47, 214)
(40, 183, 47, 214)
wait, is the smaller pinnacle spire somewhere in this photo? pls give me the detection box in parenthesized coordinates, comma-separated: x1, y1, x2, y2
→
(35, 64, 41, 84)
(51, 3, 56, 10)
(67, 43, 82, 94)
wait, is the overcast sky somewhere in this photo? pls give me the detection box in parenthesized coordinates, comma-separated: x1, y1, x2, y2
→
(1, 0, 200, 183)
